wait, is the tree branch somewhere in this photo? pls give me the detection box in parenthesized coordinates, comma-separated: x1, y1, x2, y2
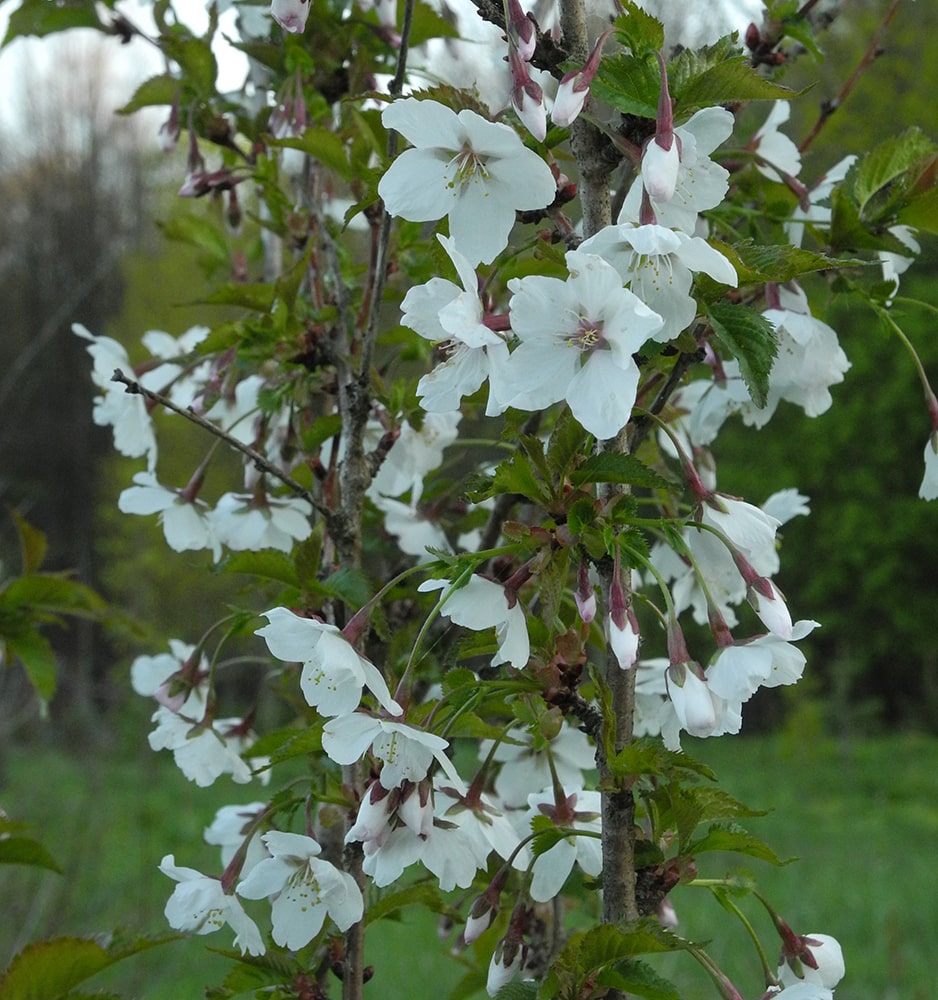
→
(110, 368, 329, 519)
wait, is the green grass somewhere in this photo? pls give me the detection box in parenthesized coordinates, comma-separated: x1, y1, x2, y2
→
(2, 729, 937, 999)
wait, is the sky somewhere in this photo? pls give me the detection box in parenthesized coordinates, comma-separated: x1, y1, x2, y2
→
(0, 0, 250, 133)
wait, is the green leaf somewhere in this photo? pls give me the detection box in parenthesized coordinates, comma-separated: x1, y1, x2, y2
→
(220, 551, 300, 588)
(408, 0, 461, 45)
(322, 567, 373, 609)
(612, 3, 664, 55)
(706, 302, 778, 408)
(686, 822, 793, 864)
(3, 575, 105, 618)
(546, 408, 591, 485)
(828, 187, 914, 255)
(116, 74, 179, 115)
(266, 726, 324, 765)
(601, 959, 682, 1000)
(4, 629, 57, 702)
(607, 738, 716, 783)
(897, 186, 938, 235)
(494, 982, 538, 1000)
(569, 453, 671, 491)
(270, 129, 353, 180)
(9, 510, 47, 575)
(198, 282, 277, 313)
(2, 0, 101, 45)
(488, 453, 551, 506)
(593, 53, 660, 119)
(158, 214, 229, 266)
(710, 240, 856, 284)
(0, 933, 175, 1000)
(0, 836, 61, 874)
(161, 35, 217, 96)
(365, 883, 445, 924)
(673, 53, 795, 113)
(852, 128, 937, 219)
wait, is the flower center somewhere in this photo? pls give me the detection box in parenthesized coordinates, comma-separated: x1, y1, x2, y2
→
(450, 144, 489, 191)
(567, 317, 605, 353)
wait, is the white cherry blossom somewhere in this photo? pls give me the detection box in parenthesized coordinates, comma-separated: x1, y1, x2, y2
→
(148, 700, 260, 787)
(402, 235, 509, 415)
(752, 101, 802, 181)
(524, 789, 602, 902)
(480, 723, 595, 807)
(620, 108, 735, 234)
(368, 411, 461, 501)
(204, 802, 270, 872)
(778, 933, 845, 990)
(920, 432, 938, 501)
(270, 0, 310, 33)
(210, 492, 312, 553)
(579, 223, 737, 342)
(501, 251, 664, 439)
(256, 607, 403, 717)
(321, 714, 457, 789)
(378, 98, 556, 266)
(73, 323, 157, 469)
(236, 832, 363, 950)
(119, 472, 221, 561)
(159, 855, 264, 955)
(419, 575, 529, 669)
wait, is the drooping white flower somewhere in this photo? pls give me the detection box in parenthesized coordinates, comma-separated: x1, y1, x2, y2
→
(321, 714, 458, 789)
(665, 660, 725, 740)
(159, 855, 264, 955)
(920, 431, 938, 501)
(210, 492, 313, 553)
(879, 224, 921, 298)
(73, 324, 157, 470)
(774, 985, 833, 1000)
(620, 108, 735, 234)
(148, 701, 260, 787)
(378, 98, 556, 266)
(270, 0, 310, 33)
(256, 607, 402, 717)
(402, 236, 509, 415)
(778, 933, 845, 990)
(140, 326, 211, 408)
(370, 493, 452, 561)
(752, 101, 802, 181)
(501, 251, 663, 439)
(368, 411, 461, 501)
(486, 939, 526, 997)
(525, 789, 602, 902)
(119, 472, 221, 561)
(237, 832, 363, 950)
(786, 155, 856, 247)
(131, 639, 203, 700)
(204, 802, 270, 872)
(418, 575, 529, 669)
(480, 723, 596, 808)
(579, 223, 737, 342)
(701, 494, 781, 576)
(204, 374, 266, 446)
(436, 783, 528, 869)
(747, 578, 793, 638)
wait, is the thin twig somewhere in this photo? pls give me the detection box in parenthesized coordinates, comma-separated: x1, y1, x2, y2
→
(110, 368, 329, 518)
(798, 0, 905, 154)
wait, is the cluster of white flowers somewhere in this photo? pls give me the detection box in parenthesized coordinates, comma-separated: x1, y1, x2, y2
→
(80, 1, 938, 989)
